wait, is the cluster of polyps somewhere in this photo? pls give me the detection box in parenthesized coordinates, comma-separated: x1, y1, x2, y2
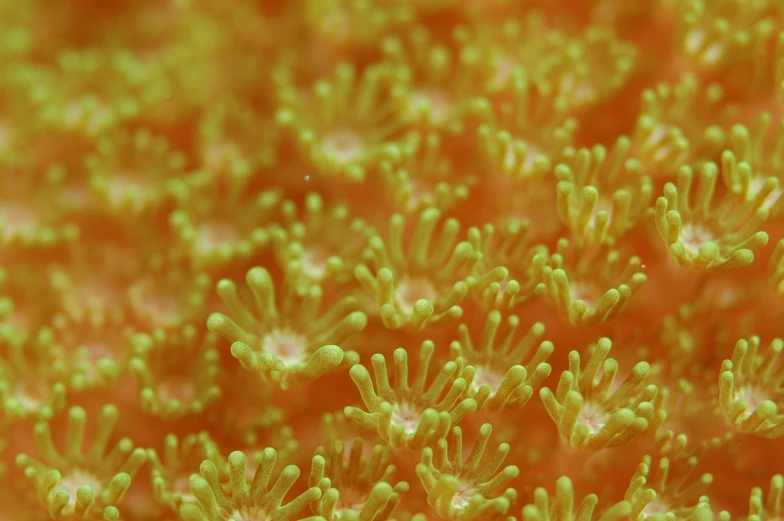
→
(2, 0, 784, 520)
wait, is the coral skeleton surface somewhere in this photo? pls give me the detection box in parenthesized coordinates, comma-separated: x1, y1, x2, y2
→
(2, 0, 784, 520)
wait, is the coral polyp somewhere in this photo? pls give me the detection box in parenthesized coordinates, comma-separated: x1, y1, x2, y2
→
(16, 405, 146, 519)
(180, 449, 323, 521)
(345, 340, 477, 450)
(416, 423, 519, 520)
(207, 264, 364, 389)
(355, 208, 479, 330)
(2, 0, 784, 519)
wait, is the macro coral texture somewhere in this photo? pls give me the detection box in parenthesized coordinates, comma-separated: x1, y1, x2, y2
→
(3, 0, 784, 519)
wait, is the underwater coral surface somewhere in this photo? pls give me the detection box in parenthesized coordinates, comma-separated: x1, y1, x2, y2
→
(2, 0, 784, 519)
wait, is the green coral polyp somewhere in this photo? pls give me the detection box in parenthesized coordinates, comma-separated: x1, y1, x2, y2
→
(452, 310, 553, 411)
(719, 336, 784, 438)
(125, 252, 213, 331)
(309, 439, 409, 521)
(540, 337, 658, 450)
(554, 136, 653, 245)
(85, 127, 187, 215)
(28, 49, 150, 137)
(654, 160, 770, 271)
(380, 131, 473, 214)
(625, 455, 713, 521)
(633, 75, 729, 170)
(382, 27, 482, 134)
(345, 340, 477, 450)
(0, 327, 67, 421)
(522, 476, 632, 521)
(271, 191, 376, 288)
(16, 404, 146, 520)
(129, 326, 222, 419)
(147, 432, 221, 513)
(275, 61, 405, 182)
(416, 423, 519, 521)
(542, 238, 647, 325)
(466, 221, 549, 310)
(473, 70, 578, 179)
(354, 208, 478, 330)
(196, 98, 277, 177)
(179, 449, 324, 521)
(168, 173, 282, 269)
(726, 114, 784, 218)
(645, 382, 712, 462)
(451, 13, 556, 96)
(538, 25, 637, 110)
(207, 263, 364, 388)
(50, 312, 132, 392)
(0, 171, 80, 249)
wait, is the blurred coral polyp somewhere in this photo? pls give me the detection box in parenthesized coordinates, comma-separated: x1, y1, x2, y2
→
(2, 0, 784, 520)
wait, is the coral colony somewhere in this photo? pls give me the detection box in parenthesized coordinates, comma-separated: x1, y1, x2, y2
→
(4, 0, 784, 520)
